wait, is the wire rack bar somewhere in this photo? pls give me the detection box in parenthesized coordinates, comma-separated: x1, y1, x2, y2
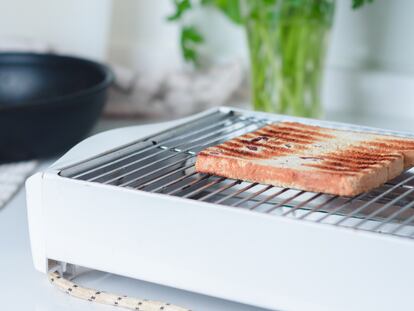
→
(298, 196, 339, 220)
(166, 175, 210, 196)
(136, 162, 195, 190)
(249, 188, 291, 211)
(198, 180, 241, 202)
(213, 183, 258, 205)
(182, 177, 226, 199)
(151, 171, 198, 194)
(263, 190, 302, 213)
(231, 185, 274, 207)
(282, 193, 323, 216)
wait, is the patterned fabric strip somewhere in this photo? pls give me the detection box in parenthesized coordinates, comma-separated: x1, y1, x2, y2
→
(48, 271, 191, 311)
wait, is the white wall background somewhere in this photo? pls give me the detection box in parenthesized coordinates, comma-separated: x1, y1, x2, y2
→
(107, 0, 182, 72)
(0, 0, 112, 60)
(324, 0, 414, 130)
(0, 0, 413, 130)
(328, 0, 414, 73)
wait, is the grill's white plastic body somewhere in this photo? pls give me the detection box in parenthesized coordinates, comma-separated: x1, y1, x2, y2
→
(26, 107, 414, 311)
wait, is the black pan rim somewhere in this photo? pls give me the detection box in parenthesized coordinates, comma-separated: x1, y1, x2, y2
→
(0, 52, 114, 112)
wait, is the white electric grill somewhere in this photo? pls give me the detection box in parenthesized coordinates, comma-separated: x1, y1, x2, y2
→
(26, 107, 414, 311)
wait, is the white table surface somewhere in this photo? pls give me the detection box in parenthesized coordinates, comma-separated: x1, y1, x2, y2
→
(0, 118, 270, 311)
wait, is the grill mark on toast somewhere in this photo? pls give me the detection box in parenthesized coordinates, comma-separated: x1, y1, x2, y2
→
(233, 138, 306, 152)
(344, 147, 402, 160)
(257, 129, 317, 144)
(221, 141, 289, 158)
(229, 138, 307, 154)
(281, 121, 331, 132)
(261, 128, 317, 141)
(223, 141, 289, 158)
(233, 140, 286, 151)
(234, 137, 284, 146)
(317, 160, 374, 170)
(268, 127, 329, 140)
(279, 122, 334, 136)
(244, 127, 324, 146)
(378, 138, 414, 146)
(343, 146, 401, 160)
(304, 145, 403, 175)
(199, 150, 221, 157)
(217, 145, 271, 159)
(330, 152, 397, 162)
(250, 135, 270, 143)
(243, 133, 271, 141)
(274, 124, 334, 139)
(366, 140, 414, 151)
(304, 163, 363, 174)
(322, 155, 389, 165)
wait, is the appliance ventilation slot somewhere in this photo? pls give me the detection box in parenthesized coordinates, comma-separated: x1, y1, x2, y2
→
(60, 110, 414, 240)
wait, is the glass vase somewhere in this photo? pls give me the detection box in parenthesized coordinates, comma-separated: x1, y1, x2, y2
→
(242, 0, 335, 118)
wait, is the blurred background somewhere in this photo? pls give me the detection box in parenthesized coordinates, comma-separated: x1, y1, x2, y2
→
(1, 0, 413, 130)
(1, 0, 414, 188)
(0, 0, 414, 129)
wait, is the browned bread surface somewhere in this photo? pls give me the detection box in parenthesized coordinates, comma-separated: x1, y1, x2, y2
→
(195, 122, 414, 196)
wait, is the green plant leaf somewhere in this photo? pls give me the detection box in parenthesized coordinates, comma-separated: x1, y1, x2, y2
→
(201, 0, 243, 24)
(168, 0, 192, 21)
(183, 25, 204, 43)
(181, 26, 204, 65)
(352, 0, 374, 9)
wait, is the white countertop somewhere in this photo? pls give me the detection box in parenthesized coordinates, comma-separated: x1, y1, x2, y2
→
(0, 118, 270, 311)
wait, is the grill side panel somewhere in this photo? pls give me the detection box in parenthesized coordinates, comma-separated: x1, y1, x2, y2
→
(42, 174, 414, 311)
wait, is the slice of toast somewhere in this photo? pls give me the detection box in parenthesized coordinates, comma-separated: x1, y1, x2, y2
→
(195, 122, 414, 196)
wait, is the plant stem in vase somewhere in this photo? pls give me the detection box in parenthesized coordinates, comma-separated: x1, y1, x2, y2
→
(243, 0, 335, 118)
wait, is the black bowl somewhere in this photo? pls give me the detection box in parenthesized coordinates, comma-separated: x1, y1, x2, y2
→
(0, 53, 113, 162)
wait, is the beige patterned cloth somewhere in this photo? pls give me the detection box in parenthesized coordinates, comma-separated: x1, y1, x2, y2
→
(48, 272, 191, 311)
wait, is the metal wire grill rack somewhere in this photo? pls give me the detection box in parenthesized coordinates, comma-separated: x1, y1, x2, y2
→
(60, 109, 414, 240)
